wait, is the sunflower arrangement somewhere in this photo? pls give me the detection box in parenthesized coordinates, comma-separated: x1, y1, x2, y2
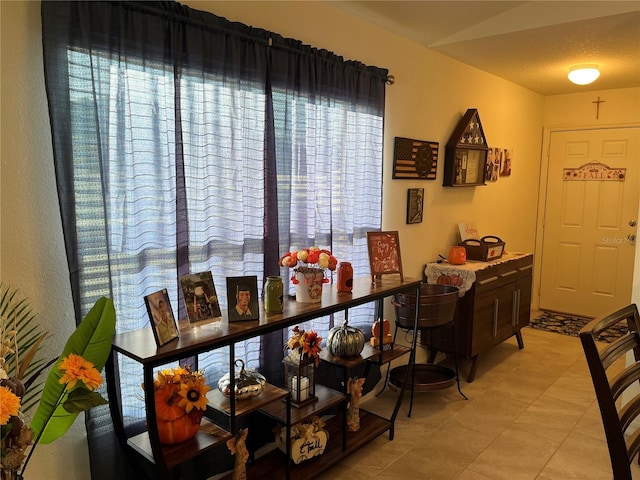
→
(279, 247, 338, 285)
(285, 326, 322, 367)
(150, 366, 210, 445)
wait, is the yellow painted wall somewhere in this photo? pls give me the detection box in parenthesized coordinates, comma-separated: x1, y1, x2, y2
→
(5, 0, 635, 477)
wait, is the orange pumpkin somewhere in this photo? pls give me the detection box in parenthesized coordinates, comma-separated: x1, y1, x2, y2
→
(448, 246, 466, 265)
(156, 410, 203, 445)
(436, 274, 451, 285)
(154, 384, 184, 421)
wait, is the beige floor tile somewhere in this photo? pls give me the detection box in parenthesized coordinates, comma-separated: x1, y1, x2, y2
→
(537, 430, 613, 480)
(466, 426, 559, 480)
(513, 393, 586, 443)
(447, 391, 531, 438)
(455, 470, 497, 480)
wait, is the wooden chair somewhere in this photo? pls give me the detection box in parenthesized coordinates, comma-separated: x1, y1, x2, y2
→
(579, 304, 640, 480)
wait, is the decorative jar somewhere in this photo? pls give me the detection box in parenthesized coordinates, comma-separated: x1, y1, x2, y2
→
(337, 262, 353, 293)
(448, 246, 467, 265)
(264, 276, 283, 313)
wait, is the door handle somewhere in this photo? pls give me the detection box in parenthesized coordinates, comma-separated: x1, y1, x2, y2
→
(630, 220, 637, 227)
(629, 234, 637, 244)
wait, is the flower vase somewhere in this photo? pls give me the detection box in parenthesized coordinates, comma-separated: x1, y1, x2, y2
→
(294, 267, 325, 303)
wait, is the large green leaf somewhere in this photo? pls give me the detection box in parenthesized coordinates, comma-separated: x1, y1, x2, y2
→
(30, 297, 116, 444)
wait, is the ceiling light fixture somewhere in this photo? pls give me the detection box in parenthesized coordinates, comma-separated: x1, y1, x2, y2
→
(568, 65, 600, 85)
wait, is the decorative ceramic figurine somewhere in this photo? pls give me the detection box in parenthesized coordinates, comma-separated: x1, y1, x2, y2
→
(346, 377, 365, 432)
(227, 428, 249, 480)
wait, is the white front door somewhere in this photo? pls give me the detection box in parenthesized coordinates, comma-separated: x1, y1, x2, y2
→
(539, 127, 639, 318)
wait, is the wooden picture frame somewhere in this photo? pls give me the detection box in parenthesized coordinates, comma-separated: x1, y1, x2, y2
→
(144, 289, 180, 347)
(406, 188, 424, 224)
(392, 137, 438, 180)
(366, 231, 404, 283)
(226, 276, 260, 321)
(180, 271, 222, 326)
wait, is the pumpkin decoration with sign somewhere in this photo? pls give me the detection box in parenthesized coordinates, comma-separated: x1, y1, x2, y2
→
(326, 319, 365, 357)
(150, 366, 210, 445)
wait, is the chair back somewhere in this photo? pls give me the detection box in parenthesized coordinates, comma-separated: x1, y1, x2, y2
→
(579, 304, 640, 480)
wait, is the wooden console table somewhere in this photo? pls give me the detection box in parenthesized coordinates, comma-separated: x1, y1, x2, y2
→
(423, 253, 533, 382)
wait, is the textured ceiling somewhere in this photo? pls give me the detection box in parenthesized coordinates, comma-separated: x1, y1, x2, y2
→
(334, 1, 640, 95)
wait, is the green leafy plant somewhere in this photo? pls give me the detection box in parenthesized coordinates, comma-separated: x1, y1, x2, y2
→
(0, 284, 51, 412)
(27, 297, 115, 453)
(0, 290, 116, 477)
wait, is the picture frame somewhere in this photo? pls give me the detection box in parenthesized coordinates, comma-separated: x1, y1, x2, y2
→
(226, 276, 260, 321)
(366, 231, 404, 283)
(406, 188, 424, 224)
(144, 289, 180, 347)
(392, 137, 439, 180)
(180, 271, 222, 326)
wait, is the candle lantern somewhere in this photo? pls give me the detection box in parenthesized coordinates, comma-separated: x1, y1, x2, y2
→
(283, 351, 317, 407)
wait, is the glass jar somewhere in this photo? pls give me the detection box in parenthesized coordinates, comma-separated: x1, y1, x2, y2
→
(337, 262, 353, 293)
(264, 276, 283, 313)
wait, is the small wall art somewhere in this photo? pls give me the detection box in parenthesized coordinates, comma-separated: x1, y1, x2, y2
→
(180, 271, 222, 326)
(144, 289, 180, 347)
(226, 276, 260, 321)
(393, 137, 438, 180)
(366, 231, 404, 283)
(406, 188, 424, 224)
(485, 147, 513, 181)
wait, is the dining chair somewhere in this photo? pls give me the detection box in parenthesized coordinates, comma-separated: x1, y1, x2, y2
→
(579, 303, 640, 480)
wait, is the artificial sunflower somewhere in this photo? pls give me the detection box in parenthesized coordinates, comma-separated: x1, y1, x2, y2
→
(301, 330, 322, 366)
(178, 377, 210, 413)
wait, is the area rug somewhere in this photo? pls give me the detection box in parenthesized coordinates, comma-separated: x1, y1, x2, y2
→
(528, 311, 628, 343)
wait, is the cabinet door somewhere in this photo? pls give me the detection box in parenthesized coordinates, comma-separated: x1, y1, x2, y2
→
(472, 283, 515, 354)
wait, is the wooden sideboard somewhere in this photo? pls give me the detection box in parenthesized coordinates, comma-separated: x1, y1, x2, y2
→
(423, 253, 533, 382)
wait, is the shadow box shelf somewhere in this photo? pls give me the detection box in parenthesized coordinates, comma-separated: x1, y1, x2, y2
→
(443, 108, 489, 187)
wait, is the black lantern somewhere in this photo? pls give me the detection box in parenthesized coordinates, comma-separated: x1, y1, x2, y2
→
(283, 351, 316, 407)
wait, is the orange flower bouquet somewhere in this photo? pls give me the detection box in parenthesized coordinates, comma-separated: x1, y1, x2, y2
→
(149, 366, 210, 445)
(285, 326, 322, 367)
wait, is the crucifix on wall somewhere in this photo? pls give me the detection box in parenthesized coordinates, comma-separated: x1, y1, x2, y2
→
(592, 96, 605, 119)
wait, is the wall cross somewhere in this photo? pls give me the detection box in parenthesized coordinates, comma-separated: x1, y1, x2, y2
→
(592, 96, 605, 120)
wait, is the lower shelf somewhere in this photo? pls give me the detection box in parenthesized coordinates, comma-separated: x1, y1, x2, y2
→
(127, 418, 231, 469)
(220, 410, 391, 480)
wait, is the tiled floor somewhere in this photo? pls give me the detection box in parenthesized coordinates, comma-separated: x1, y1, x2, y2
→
(315, 320, 640, 480)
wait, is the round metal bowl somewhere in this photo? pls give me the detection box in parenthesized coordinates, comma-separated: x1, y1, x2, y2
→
(393, 283, 459, 329)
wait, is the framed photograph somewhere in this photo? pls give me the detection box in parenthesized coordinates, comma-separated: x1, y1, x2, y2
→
(406, 188, 424, 224)
(226, 276, 259, 321)
(180, 271, 222, 326)
(392, 137, 439, 180)
(144, 289, 179, 347)
(366, 231, 404, 283)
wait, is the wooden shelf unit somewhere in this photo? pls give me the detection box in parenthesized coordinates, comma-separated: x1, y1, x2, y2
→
(106, 276, 421, 479)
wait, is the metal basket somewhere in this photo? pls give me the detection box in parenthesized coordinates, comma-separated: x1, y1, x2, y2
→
(393, 283, 459, 329)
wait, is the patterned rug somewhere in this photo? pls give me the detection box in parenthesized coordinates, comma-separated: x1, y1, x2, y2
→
(528, 311, 629, 343)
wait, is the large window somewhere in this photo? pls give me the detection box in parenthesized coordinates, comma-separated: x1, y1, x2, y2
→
(42, 2, 387, 464)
